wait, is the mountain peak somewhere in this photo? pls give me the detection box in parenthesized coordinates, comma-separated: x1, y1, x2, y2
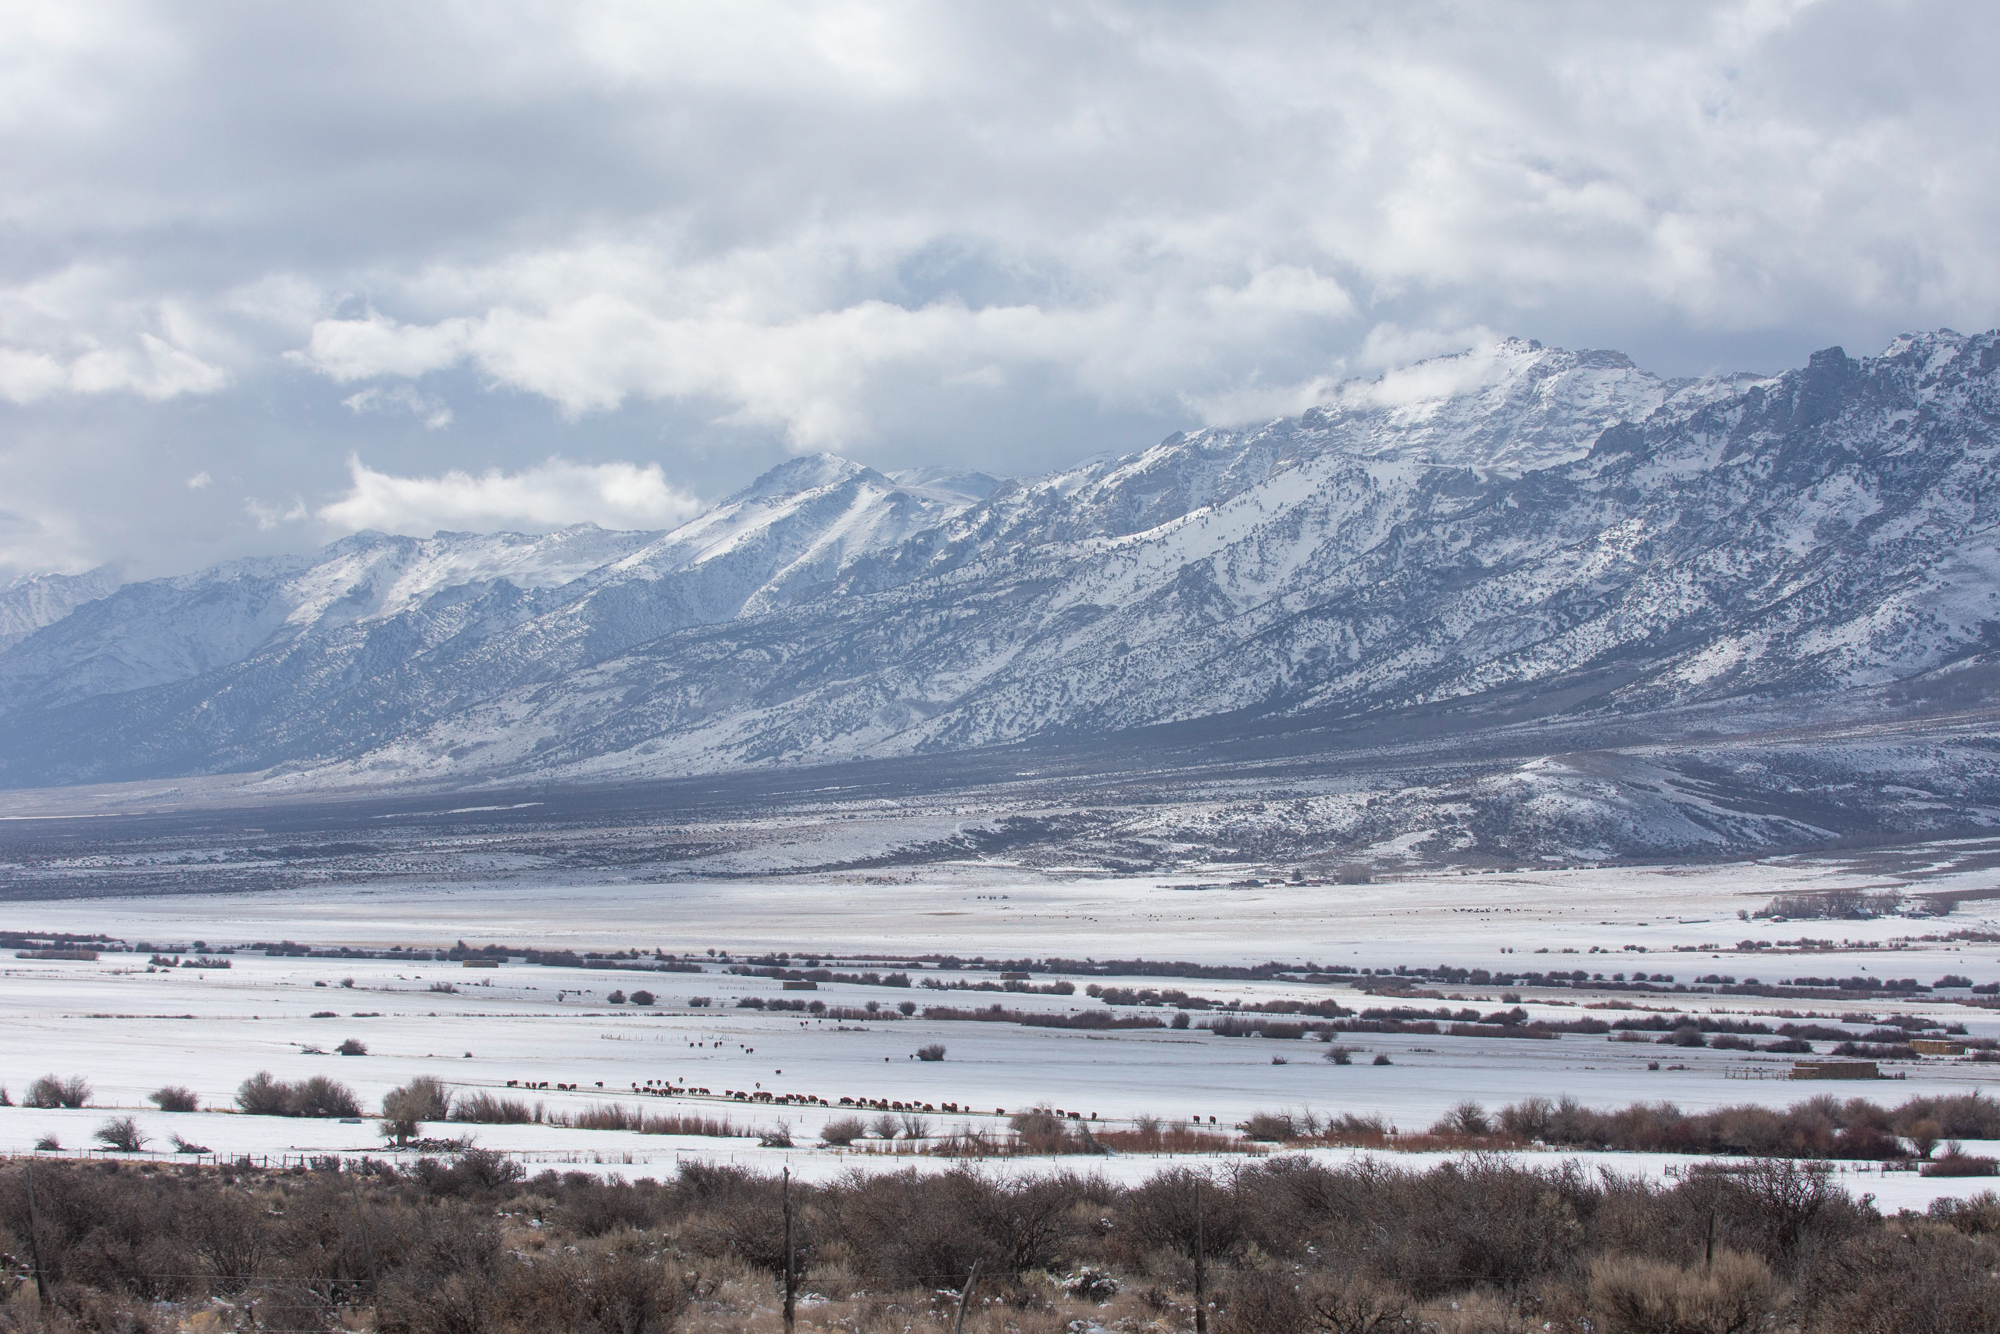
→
(0, 566, 122, 651)
(731, 453, 872, 502)
(8, 329, 2000, 805)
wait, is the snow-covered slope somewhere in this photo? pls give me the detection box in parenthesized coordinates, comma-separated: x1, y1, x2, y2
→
(0, 568, 121, 651)
(5, 332, 1999, 796)
(0, 461, 993, 781)
(1297, 337, 1737, 472)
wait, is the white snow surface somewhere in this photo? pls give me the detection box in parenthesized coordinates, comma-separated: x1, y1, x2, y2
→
(8, 847, 2000, 1203)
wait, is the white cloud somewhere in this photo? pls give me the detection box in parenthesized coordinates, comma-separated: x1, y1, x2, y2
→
(5, 2, 2000, 569)
(342, 383, 453, 430)
(0, 507, 92, 576)
(185, 471, 211, 489)
(316, 456, 703, 536)
(258, 4, 2000, 448)
(0, 266, 231, 403)
(294, 250, 1357, 447)
(243, 497, 307, 532)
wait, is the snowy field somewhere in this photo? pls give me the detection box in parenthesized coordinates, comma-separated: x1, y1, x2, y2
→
(6, 845, 2000, 1209)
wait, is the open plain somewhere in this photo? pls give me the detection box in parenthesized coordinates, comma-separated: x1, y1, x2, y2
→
(8, 831, 2000, 1211)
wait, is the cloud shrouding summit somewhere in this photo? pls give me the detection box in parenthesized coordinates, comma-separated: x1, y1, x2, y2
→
(315, 457, 703, 538)
(1, 1, 1997, 577)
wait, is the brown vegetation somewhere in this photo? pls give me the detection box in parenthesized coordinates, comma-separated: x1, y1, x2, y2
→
(234, 1071, 361, 1119)
(1497, 1090, 2000, 1159)
(0, 1153, 1990, 1332)
(146, 1086, 198, 1114)
(21, 1076, 89, 1110)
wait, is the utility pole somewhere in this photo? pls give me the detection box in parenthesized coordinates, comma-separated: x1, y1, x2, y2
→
(25, 1161, 49, 1305)
(782, 1166, 795, 1334)
(1193, 1177, 1207, 1334)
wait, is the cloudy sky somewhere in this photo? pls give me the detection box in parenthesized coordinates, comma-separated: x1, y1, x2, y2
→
(3, 0, 1996, 578)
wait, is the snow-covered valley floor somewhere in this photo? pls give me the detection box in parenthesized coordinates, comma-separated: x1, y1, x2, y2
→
(7, 845, 2000, 1210)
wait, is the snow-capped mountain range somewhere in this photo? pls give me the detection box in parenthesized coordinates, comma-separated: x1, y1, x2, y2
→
(5, 332, 2000, 796)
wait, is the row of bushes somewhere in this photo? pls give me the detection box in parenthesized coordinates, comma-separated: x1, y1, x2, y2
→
(1487, 1090, 2000, 1159)
(1216, 1092, 2000, 1164)
(736, 996, 915, 1016)
(920, 1003, 1167, 1030)
(3, 1149, 1996, 1332)
(5, 1078, 204, 1113)
(4, 1075, 92, 1109)
(236, 1072, 363, 1119)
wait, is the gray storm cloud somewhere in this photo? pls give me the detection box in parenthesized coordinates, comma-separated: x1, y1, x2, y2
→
(1, 0, 1996, 576)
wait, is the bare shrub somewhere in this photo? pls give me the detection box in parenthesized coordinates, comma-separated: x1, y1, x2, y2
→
(628, 989, 655, 1006)
(1928, 1190, 2000, 1235)
(393, 1075, 454, 1120)
(383, 1075, 452, 1145)
(916, 1043, 947, 1061)
(898, 1112, 931, 1139)
(1589, 1249, 1781, 1334)
(92, 1116, 148, 1151)
(149, 1085, 199, 1112)
(235, 1070, 361, 1117)
(1760, 887, 1902, 919)
(409, 1148, 526, 1198)
(1921, 1151, 1998, 1177)
(870, 1113, 900, 1139)
(1808, 1224, 2000, 1333)
(1906, 1118, 1943, 1159)
(1008, 1107, 1087, 1153)
(1307, 1274, 1412, 1334)
(1500, 1095, 1554, 1139)
(1097, 1120, 1239, 1154)
(453, 1091, 536, 1124)
(1324, 1044, 1356, 1065)
(758, 1121, 794, 1148)
(235, 1069, 291, 1115)
(1117, 1167, 1246, 1265)
(377, 1113, 418, 1150)
(1219, 1267, 1306, 1333)
(819, 1115, 868, 1146)
(336, 1037, 368, 1055)
(1240, 1111, 1297, 1142)
(25, 1072, 90, 1108)
(294, 1074, 363, 1117)
(504, 1234, 694, 1333)
(543, 1103, 744, 1136)
(1431, 1100, 1491, 1135)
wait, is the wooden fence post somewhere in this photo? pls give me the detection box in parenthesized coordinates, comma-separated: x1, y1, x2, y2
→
(782, 1166, 795, 1334)
(1193, 1177, 1207, 1334)
(951, 1259, 982, 1334)
(350, 1178, 381, 1299)
(25, 1161, 49, 1305)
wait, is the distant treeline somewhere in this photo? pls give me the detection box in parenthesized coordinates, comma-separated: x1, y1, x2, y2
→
(1494, 1089, 2000, 1162)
